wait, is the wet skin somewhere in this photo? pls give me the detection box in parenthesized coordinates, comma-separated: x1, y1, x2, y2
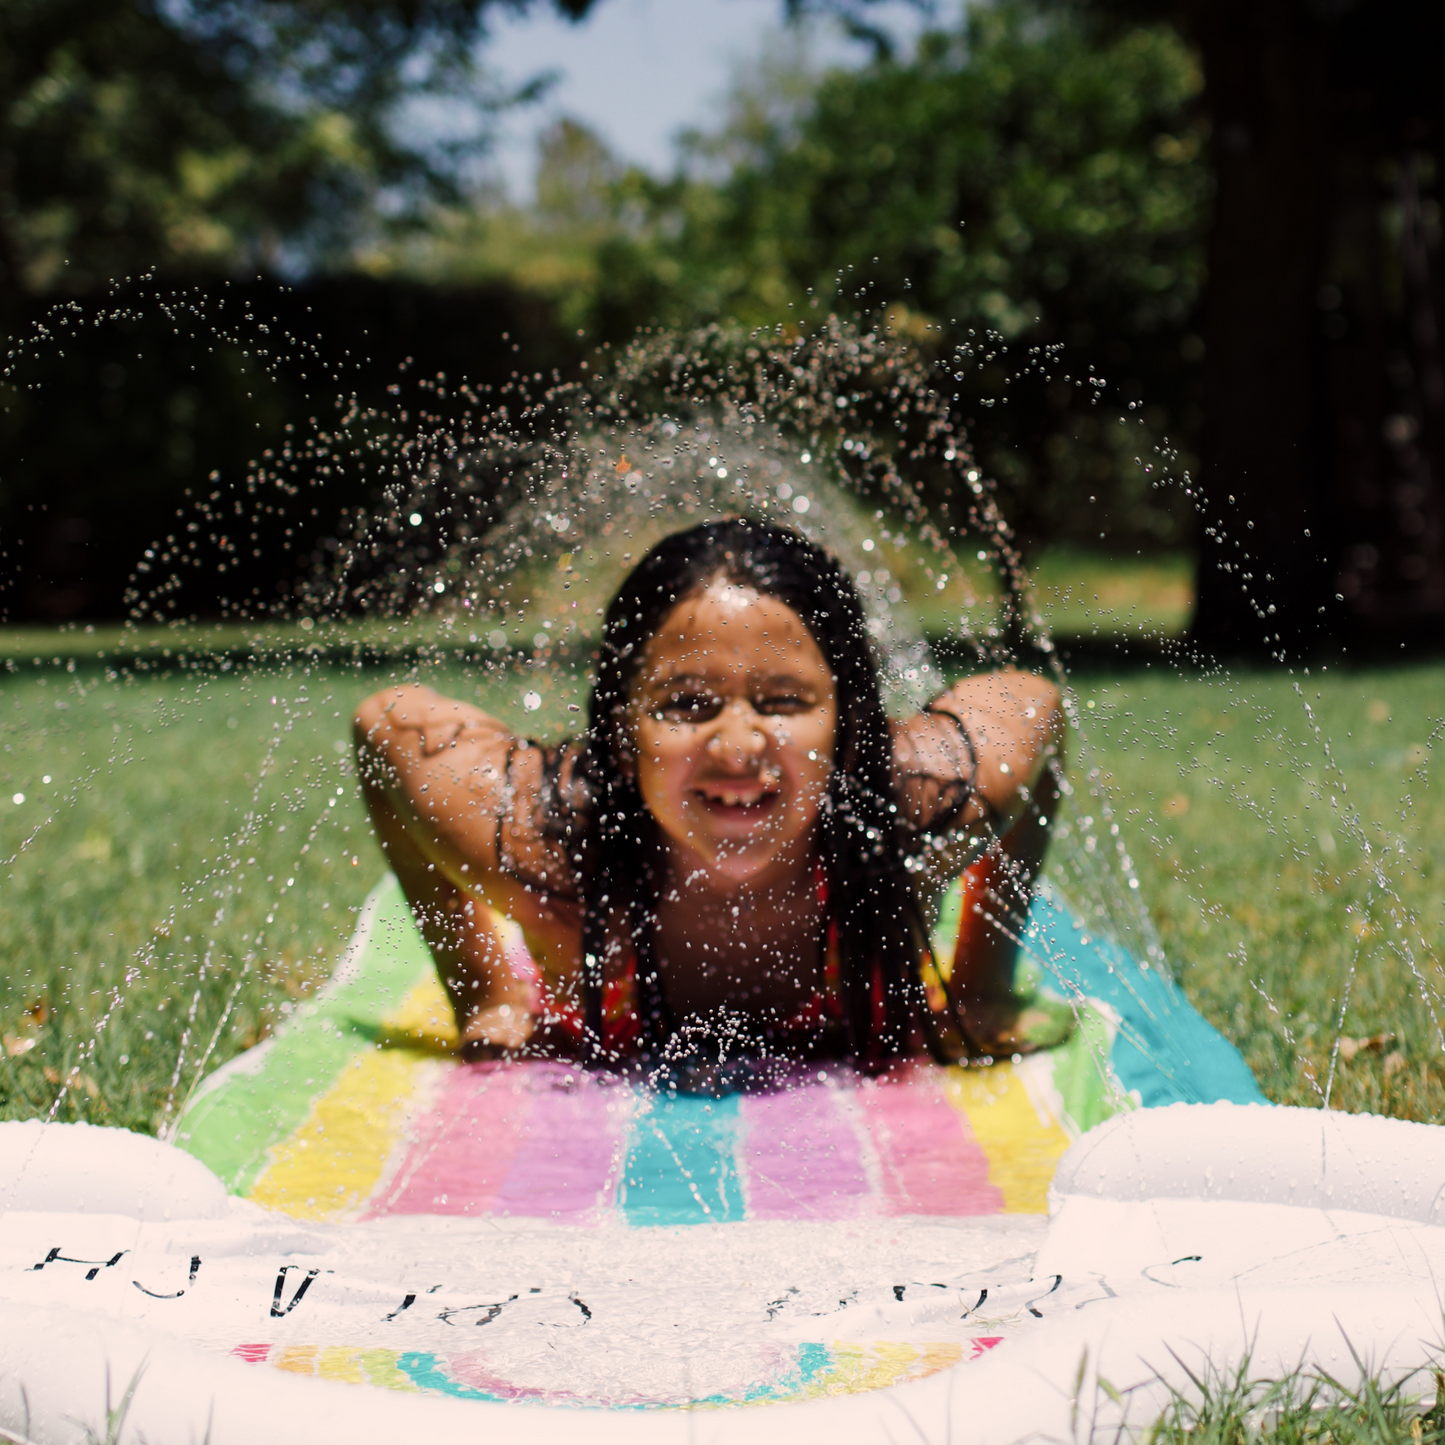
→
(354, 577, 1064, 1053)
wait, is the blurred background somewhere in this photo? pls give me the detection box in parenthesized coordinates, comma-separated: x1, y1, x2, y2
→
(4, 0, 1445, 1130)
(0, 0, 1441, 656)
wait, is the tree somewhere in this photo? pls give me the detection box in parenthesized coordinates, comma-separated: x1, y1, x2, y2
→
(0, 0, 594, 295)
(538, 3, 1211, 555)
(1189, 0, 1445, 652)
(1058, 0, 1445, 653)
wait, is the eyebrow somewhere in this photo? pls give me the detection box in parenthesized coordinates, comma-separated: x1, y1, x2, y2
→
(643, 670, 821, 693)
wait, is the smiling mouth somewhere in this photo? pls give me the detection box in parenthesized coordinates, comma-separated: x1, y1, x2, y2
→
(694, 782, 781, 815)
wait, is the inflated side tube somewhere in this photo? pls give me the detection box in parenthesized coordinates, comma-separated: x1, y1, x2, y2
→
(1, 1283, 1439, 1445)
(4, 1108, 1444, 1444)
(0, 1120, 229, 1221)
(1049, 1101, 1445, 1222)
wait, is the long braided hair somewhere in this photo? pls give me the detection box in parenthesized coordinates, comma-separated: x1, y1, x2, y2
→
(576, 518, 943, 1067)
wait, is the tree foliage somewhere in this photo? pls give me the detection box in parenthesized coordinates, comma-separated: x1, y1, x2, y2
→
(0, 0, 591, 293)
(409, 1, 1211, 552)
(665, 2, 1210, 550)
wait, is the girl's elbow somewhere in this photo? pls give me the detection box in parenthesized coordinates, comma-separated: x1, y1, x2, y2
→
(1038, 681, 1066, 748)
(352, 690, 391, 750)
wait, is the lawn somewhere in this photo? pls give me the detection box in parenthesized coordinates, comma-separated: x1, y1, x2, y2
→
(1074, 658, 1445, 1117)
(1, 590, 1441, 1133)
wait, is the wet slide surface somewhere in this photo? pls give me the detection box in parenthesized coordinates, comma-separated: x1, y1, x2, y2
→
(155, 876, 1262, 1407)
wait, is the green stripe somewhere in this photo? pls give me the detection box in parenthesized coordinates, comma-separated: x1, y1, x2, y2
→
(929, 875, 964, 970)
(174, 876, 431, 1193)
(1046, 1000, 1131, 1136)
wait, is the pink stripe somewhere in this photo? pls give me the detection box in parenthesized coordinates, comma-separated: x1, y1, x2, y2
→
(367, 1062, 533, 1218)
(492, 1065, 623, 1221)
(858, 1066, 1002, 1216)
(740, 1085, 870, 1219)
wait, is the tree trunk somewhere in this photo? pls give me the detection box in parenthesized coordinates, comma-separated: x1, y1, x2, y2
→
(1185, 0, 1334, 655)
(1182, 0, 1445, 654)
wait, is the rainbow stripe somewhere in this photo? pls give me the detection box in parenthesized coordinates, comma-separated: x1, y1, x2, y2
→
(237, 1338, 981, 1408)
(181, 874, 1268, 1414)
(229, 1017, 1077, 1226)
(178, 879, 1099, 1227)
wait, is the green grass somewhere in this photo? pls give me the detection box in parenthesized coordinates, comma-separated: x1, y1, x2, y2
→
(1070, 660, 1445, 1119)
(1, 629, 1441, 1131)
(1145, 1359, 1445, 1444)
(0, 651, 578, 1131)
(876, 542, 1194, 645)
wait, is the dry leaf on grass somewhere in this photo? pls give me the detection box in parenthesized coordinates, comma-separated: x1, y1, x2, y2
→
(42, 1066, 98, 1097)
(1337, 1033, 1393, 1063)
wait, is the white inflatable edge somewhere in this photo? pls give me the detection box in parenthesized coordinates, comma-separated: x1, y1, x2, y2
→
(1, 1282, 1439, 1445)
(0, 1120, 229, 1221)
(5, 1104, 1445, 1442)
(1050, 1101, 1445, 1224)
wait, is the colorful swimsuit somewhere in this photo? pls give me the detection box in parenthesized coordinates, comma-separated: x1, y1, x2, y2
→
(490, 725, 989, 1059)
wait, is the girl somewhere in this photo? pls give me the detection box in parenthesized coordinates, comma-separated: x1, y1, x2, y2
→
(354, 518, 1065, 1069)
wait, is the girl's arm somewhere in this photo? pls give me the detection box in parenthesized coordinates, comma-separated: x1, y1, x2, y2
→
(891, 669, 1065, 906)
(894, 671, 1068, 1052)
(352, 683, 583, 1054)
(892, 669, 1065, 841)
(353, 683, 580, 896)
(917, 669, 1062, 823)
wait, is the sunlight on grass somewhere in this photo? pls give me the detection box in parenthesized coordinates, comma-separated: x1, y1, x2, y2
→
(1074, 661, 1445, 1118)
(1032, 547, 1194, 639)
(0, 651, 577, 1133)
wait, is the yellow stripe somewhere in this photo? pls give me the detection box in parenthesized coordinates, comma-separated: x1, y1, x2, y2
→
(838, 1341, 919, 1395)
(786, 1342, 945, 1401)
(273, 1345, 319, 1374)
(918, 1341, 965, 1374)
(248, 976, 445, 1220)
(943, 1061, 1072, 1214)
(373, 971, 459, 1054)
(270, 1346, 413, 1388)
(315, 1346, 369, 1384)
(358, 1349, 422, 1391)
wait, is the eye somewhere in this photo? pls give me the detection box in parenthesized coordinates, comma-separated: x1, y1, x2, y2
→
(653, 691, 723, 723)
(755, 691, 813, 716)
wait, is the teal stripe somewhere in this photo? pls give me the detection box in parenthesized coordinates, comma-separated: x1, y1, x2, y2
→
(619, 1093, 744, 1226)
(396, 1353, 509, 1402)
(1028, 887, 1267, 1107)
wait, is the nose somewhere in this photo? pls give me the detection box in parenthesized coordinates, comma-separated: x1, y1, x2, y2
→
(706, 700, 766, 766)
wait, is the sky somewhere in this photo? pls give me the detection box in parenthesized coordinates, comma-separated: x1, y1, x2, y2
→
(480, 0, 934, 199)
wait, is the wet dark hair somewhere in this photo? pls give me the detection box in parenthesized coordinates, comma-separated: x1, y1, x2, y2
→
(577, 517, 942, 1067)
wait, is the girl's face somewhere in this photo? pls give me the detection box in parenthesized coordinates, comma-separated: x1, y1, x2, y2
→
(627, 578, 838, 889)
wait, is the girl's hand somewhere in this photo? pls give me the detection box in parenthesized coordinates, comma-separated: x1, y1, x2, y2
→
(910, 670, 1064, 827)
